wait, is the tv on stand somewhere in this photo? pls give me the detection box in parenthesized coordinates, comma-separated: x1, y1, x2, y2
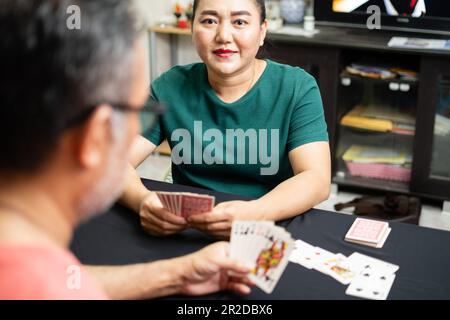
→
(314, 0, 450, 36)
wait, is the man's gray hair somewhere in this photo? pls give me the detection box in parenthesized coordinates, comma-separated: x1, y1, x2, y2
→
(0, 0, 140, 172)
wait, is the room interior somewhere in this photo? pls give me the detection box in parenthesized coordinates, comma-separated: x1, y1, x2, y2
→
(137, 0, 450, 232)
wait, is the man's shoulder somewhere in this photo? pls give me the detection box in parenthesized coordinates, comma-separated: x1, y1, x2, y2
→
(0, 245, 105, 300)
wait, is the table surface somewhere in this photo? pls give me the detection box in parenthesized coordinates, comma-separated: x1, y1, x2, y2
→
(71, 179, 450, 300)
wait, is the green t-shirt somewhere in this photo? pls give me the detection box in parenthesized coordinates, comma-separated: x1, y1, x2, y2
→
(147, 59, 328, 198)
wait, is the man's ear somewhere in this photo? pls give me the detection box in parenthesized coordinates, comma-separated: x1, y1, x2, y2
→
(76, 105, 113, 169)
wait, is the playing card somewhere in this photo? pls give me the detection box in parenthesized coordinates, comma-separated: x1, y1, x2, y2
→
(156, 192, 172, 213)
(345, 218, 389, 244)
(229, 221, 243, 259)
(175, 193, 181, 215)
(309, 247, 336, 275)
(375, 228, 391, 248)
(346, 252, 399, 275)
(248, 227, 294, 294)
(168, 193, 177, 214)
(180, 193, 214, 218)
(322, 253, 358, 285)
(289, 240, 316, 269)
(230, 221, 293, 294)
(230, 221, 254, 261)
(346, 267, 396, 300)
(155, 192, 215, 217)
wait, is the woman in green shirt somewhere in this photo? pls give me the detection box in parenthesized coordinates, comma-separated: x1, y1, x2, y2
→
(121, 0, 331, 238)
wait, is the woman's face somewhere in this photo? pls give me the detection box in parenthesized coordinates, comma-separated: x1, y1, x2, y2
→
(192, 0, 267, 77)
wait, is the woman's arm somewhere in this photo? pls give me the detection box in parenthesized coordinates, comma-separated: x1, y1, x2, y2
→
(119, 136, 188, 236)
(118, 136, 156, 212)
(130, 135, 157, 168)
(255, 141, 331, 221)
(187, 141, 331, 238)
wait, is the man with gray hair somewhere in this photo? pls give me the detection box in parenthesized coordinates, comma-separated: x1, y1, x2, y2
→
(0, 0, 252, 299)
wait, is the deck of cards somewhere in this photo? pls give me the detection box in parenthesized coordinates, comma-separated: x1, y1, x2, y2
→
(230, 221, 294, 294)
(289, 240, 399, 300)
(156, 191, 215, 218)
(345, 218, 391, 248)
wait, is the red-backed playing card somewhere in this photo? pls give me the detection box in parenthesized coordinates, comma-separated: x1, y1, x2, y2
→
(180, 194, 214, 218)
(345, 218, 389, 244)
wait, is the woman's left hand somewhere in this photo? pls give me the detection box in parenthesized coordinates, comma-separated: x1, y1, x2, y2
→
(187, 200, 262, 239)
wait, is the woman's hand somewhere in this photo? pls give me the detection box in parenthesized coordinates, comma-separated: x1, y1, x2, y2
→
(139, 192, 188, 236)
(187, 200, 262, 239)
(180, 242, 253, 296)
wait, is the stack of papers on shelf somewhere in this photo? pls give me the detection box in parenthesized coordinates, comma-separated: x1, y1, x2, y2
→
(341, 105, 393, 132)
(360, 104, 416, 126)
(342, 145, 412, 182)
(341, 105, 416, 135)
(346, 64, 396, 80)
(344, 64, 418, 81)
(360, 104, 416, 135)
(343, 145, 410, 165)
(388, 37, 450, 51)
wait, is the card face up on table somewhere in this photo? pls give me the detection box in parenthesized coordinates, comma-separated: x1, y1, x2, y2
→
(289, 239, 400, 300)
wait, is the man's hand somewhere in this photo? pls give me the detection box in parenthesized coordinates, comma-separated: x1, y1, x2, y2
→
(140, 192, 188, 236)
(181, 242, 253, 296)
(187, 200, 261, 239)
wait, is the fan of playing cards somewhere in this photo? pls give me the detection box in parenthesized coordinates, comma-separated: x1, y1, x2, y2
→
(289, 239, 399, 300)
(156, 191, 215, 218)
(230, 221, 294, 294)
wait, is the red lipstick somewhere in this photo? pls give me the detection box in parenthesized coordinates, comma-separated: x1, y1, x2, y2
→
(213, 49, 237, 58)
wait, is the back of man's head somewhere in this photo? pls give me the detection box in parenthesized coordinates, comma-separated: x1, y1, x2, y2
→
(0, 0, 139, 175)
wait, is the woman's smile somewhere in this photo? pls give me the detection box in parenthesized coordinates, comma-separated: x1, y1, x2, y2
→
(212, 48, 238, 59)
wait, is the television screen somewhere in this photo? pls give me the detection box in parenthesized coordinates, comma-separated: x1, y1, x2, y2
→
(333, 0, 447, 19)
(316, 0, 450, 35)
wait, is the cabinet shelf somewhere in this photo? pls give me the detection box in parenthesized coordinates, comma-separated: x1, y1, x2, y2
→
(333, 175, 410, 194)
(340, 72, 419, 87)
(338, 123, 416, 137)
(265, 26, 450, 200)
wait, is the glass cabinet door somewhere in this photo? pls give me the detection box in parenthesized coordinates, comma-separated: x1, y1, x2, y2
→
(430, 76, 450, 181)
(334, 64, 419, 193)
(412, 59, 450, 200)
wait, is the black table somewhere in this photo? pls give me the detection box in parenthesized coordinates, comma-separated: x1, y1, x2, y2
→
(71, 179, 450, 300)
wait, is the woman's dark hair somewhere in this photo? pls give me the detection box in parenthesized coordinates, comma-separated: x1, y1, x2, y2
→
(192, 0, 266, 24)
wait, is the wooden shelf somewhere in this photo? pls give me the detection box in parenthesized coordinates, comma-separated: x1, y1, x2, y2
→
(150, 25, 192, 36)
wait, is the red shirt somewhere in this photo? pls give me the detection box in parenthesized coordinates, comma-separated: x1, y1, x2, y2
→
(0, 245, 107, 300)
